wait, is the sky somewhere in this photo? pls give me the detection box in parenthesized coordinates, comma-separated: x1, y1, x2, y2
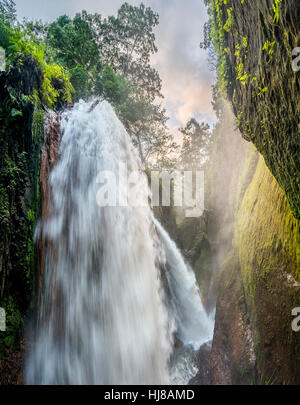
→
(14, 0, 216, 141)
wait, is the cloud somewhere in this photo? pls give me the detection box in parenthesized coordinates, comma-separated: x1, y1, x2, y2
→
(14, 0, 216, 137)
(149, 0, 216, 128)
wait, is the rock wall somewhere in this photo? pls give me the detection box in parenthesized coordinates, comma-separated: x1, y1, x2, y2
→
(0, 46, 71, 383)
(36, 112, 61, 307)
(213, 0, 300, 218)
(203, 0, 300, 385)
(0, 57, 44, 362)
(210, 124, 300, 385)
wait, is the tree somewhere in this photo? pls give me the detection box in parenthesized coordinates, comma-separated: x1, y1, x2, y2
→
(200, 21, 212, 50)
(46, 12, 101, 101)
(89, 3, 176, 165)
(94, 2, 161, 101)
(0, 0, 16, 24)
(119, 97, 178, 164)
(200, 20, 218, 72)
(94, 3, 176, 165)
(211, 84, 222, 119)
(23, 4, 178, 166)
(96, 64, 130, 105)
(22, 20, 48, 43)
(47, 14, 100, 71)
(179, 118, 212, 170)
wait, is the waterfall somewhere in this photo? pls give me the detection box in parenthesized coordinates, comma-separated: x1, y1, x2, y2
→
(154, 219, 213, 384)
(154, 219, 213, 349)
(26, 99, 212, 385)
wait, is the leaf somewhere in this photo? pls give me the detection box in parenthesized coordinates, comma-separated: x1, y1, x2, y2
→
(11, 108, 23, 117)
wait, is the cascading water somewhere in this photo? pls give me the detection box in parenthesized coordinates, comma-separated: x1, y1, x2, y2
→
(154, 219, 213, 349)
(26, 99, 213, 385)
(154, 219, 213, 384)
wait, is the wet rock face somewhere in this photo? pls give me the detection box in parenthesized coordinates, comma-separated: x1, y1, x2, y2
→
(37, 112, 61, 306)
(215, 0, 300, 219)
(233, 156, 300, 384)
(210, 156, 300, 385)
(0, 59, 45, 379)
(210, 253, 256, 385)
(7, 56, 43, 96)
(189, 342, 212, 385)
(0, 339, 25, 385)
(206, 0, 300, 385)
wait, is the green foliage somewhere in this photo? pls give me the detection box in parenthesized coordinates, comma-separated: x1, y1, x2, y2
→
(97, 3, 176, 164)
(242, 36, 248, 48)
(223, 7, 234, 32)
(203, 0, 233, 95)
(10, 107, 22, 117)
(0, 296, 23, 357)
(46, 12, 100, 102)
(98, 2, 161, 101)
(0, 20, 73, 108)
(29, 5, 175, 165)
(97, 65, 130, 105)
(47, 13, 100, 70)
(67, 66, 91, 102)
(44, 5, 161, 103)
(235, 156, 300, 310)
(262, 40, 275, 55)
(0, 11, 46, 357)
(233, 39, 250, 86)
(119, 95, 177, 164)
(0, 0, 16, 24)
(272, 0, 282, 23)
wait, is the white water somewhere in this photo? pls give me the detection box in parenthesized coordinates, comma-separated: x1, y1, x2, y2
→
(154, 219, 213, 384)
(26, 100, 213, 385)
(154, 219, 213, 350)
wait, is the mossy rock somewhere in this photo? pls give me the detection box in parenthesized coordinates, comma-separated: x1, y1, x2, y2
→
(212, 153, 300, 384)
(208, 0, 300, 219)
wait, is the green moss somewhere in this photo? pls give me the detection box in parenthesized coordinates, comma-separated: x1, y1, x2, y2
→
(223, 7, 234, 32)
(206, 0, 232, 95)
(204, 0, 300, 219)
(234, 146, 259, 212)
(213, 151, 300, 384)
(262, 40, 276, 55)
(235, 156, 299, 310)
(0, 40, 47, 357)
(272, 0, 282, 23)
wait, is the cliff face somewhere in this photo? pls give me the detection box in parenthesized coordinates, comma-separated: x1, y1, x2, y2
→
(0, 58, 44, 360)
(37, 112, 61, 307)
(0, 29, 72, 381)
(206, 0, 300, 385)
(0, 58, 44, 383)
(211, 151, 300, 385)
(209, 0, 299, 219)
